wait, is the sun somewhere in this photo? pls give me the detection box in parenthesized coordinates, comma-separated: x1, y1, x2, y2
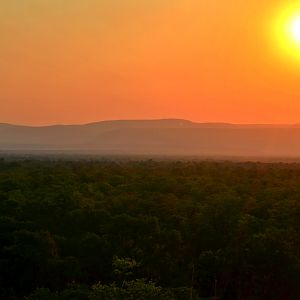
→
(272, 3, 300, 62)
(290, 16, 300, 43)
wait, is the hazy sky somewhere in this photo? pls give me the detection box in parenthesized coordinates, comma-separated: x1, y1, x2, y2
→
(1, 0, 300, 125)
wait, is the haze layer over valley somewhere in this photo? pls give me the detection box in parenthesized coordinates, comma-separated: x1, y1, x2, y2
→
(1, 119, 300, 157)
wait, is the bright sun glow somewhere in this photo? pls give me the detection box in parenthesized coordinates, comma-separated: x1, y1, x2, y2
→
(290, 16, 300, 42)
(272, 3, 300, 62)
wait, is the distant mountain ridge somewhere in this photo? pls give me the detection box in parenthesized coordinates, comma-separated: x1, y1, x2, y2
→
(2, 119, 300, 156)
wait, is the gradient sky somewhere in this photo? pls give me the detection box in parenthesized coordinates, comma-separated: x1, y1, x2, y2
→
(1, 0, 300, 125)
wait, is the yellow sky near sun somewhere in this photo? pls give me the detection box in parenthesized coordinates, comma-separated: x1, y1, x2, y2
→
(1, 0, 300, 125)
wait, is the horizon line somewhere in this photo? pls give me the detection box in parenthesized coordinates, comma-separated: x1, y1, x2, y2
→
(1, 118, 300, 128)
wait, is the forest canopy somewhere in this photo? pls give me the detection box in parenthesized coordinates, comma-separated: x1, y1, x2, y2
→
(0, 159, 300, 299)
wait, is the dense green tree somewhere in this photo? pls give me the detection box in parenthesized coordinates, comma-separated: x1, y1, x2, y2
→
(1, 159, 300, 299)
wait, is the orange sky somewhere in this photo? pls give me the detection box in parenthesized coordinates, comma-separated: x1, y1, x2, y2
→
(1, 0, 300, 125)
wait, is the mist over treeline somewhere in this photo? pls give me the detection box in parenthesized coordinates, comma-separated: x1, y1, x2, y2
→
(1, 159, 300, 299)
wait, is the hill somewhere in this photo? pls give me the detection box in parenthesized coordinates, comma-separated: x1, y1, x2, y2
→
(2, 119, 300, 156)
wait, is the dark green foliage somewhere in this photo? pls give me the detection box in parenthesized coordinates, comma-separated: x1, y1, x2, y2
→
(1, 159, 300, 299)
